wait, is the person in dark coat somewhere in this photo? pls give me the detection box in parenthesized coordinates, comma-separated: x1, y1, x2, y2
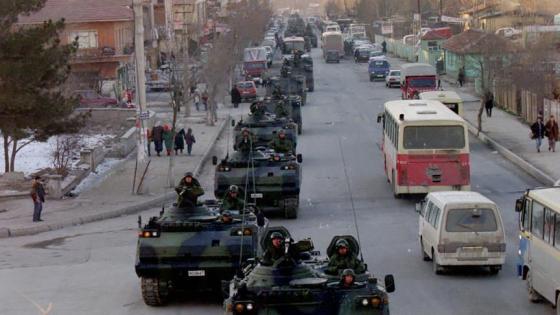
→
(31, 176, 46, 222)
(485, 92, 494, 117)
(152, 123, 164, 156)
(185, 128, 196, 155)
(545, 115, 559, 152)
(231, 85, 242, 108)
(531, 116, 546, 153)
(175, 128, 186, 155)
(458, 67, 465, 87)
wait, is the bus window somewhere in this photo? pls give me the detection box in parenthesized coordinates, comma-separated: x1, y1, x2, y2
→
(544, 209, 555, 244)
(522, 198, 531, 231)
(555, 215, 560, 249)
(531, 201, 545, 239)
(403, 125, 465, 150)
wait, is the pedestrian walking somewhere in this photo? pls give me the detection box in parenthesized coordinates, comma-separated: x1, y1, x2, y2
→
(201, 91, 209, 111)
(31, 176, 45, 222)
(175, 128, 186, 155)
(193, 89, 201, 111)
(458, 67, 465, 87)
(531, 116, 546, 153)
(485, 92, 494, 117)
(381, 40, 387, 54)
(152, 123, 164, 156)
(185, 128, 196, 155)
(162, 124, 174, 156)
(545, 115, 559, 152)
(231, 85, 242, 108)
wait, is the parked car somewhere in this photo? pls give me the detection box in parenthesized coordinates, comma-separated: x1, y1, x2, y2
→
(354, 47, 371, 63)
(75, 90, 119, 107)
(236, 81, 257, 101)
(385, 69, 401, 88)
(495, 27, 522, 39)
(416, 191, 506, 275)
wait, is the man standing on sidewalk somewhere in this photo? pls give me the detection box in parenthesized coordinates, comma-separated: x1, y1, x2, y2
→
(531, 116, 546, 153)
(485, 92, 494, 117)
(31, 176, 45, 222)
(458, 67, 465, 87)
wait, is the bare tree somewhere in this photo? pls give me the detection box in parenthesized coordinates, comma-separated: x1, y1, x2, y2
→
(51, 136, 81, 176)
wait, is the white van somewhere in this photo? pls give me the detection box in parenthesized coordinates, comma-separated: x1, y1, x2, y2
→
(416, 191, 506, 274)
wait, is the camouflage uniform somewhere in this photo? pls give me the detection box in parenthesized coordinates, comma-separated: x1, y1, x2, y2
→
(250, 102, 266, 118)
(326, 239, 366, 275)
(268, 132, 294, 153)
(274, 101, 290, 118)
(261, 232, 285, 266)
(175, 173, 204, 208)
(236, 130, 254, 155)
(221, 185, 246, 210)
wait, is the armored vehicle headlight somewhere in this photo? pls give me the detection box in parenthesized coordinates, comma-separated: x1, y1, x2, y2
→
(218, 166, 231, 172)
(246, 303, 254, 310)
(281, 164, 296, 170)
(243, 228, 253, 236)
(361, 298, 369, 306)
(139, 230, 159, 238)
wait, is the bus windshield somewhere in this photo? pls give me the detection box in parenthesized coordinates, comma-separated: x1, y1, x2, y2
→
(403, 125, 465, 149)
(284, 42, 305, 52)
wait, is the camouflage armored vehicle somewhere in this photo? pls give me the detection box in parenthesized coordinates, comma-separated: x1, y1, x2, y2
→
(213, 149, 302, 218)
(224, 228, 396, 315)
(261, 96, 302, 135)
(135, 196, 265, 306)
(283, 52, 314, 92)
(233, 114, 298, 150)
(268, 73, 307, 105)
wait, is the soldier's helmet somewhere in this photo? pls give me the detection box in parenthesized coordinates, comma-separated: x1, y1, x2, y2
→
(228, 185, 239, 193)
(278, 129, 286, 135)
(270, 232, 284, 240)
(222, 210, 233, 218)
(335, 239, 349, 249)
(341, 268, 355, 278)
(184, 171, 193, 177)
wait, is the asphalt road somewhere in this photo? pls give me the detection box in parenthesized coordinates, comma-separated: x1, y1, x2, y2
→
(0, 48, 554, 315)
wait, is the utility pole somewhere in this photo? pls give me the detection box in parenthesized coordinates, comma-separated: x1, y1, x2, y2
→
(439, 0, 443, 20)
(133, 0, 149, 194)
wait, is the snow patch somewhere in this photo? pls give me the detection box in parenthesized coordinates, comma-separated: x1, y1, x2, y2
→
(0, 134, 115, 175)
(71, 158, 121, 194)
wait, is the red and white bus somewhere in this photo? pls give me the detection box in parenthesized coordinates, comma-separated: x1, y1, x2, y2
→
(377, 100, 470, 197)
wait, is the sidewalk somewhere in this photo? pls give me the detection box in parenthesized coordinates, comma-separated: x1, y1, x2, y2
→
(0, 110, 228, 238)
(440, 76, 560, 186)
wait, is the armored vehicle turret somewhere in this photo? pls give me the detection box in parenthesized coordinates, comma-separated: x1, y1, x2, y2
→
(213, 148, 302, 219)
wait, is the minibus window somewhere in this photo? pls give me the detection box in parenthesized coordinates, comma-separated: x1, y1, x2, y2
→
(555, 215, 560, 249)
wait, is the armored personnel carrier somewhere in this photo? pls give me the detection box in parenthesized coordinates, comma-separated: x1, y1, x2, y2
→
(268, 72, 307, 105)
(213, 149, 302, 219)
(232, 114, 298, 150)
(135, 197, 265, 306)
(224, 228, 396, 315)
(283, 52, 314, 92)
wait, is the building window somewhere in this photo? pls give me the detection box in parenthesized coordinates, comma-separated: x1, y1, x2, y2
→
(69, 31, 98, 49)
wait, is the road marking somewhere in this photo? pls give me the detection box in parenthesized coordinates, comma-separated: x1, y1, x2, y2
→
(19, 293, 53, 315)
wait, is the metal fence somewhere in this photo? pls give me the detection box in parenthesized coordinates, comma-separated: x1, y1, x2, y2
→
(493, 83, 559, 124)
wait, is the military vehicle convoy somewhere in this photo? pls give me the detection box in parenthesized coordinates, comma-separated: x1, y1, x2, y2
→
(224, 227, 396, 315)
(268, 73, 307, 106)
(232, 114, 298, 149)
(213, 148, 302, 219)
(135, 195, 266, 306)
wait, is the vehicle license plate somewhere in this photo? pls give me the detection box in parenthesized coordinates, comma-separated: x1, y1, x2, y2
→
(188, 270, 205, 277)
(459, 247, 483, 258)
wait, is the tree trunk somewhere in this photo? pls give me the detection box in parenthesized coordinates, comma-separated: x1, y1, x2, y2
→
(10, 138, 17, 172)
(3, 134, 9, 173)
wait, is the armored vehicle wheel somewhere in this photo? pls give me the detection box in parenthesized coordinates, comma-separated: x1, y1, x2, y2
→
(283, 198, 299, 219)
(141, 277, 170, 306)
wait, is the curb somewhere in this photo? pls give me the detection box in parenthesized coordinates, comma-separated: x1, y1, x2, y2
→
(465, 121, 556, 186)
(1, 117, 229, 239)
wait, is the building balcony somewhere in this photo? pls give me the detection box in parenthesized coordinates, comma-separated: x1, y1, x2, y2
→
(71, 46, 134, 64)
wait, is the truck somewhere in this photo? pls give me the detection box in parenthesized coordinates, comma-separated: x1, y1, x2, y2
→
(321, 31, 343, 62)
(348, 23, 367, 39)
(243, 47, 268, 80)
(400, 63, 437, 99)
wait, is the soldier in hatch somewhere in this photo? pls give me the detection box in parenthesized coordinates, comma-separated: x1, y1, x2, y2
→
(268, 129, 294, 154)
(220, 210, 234, 224)
(236, 128, 254, 155)
(175, 172, 204, 208)
(261, 232, 286, 266)
(221, 185, 245, 211)
(274, 99, 290, 118)
(250, 101, 266, 118)
(326, 239, 366, 275)
(339, 269, 357, 288)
